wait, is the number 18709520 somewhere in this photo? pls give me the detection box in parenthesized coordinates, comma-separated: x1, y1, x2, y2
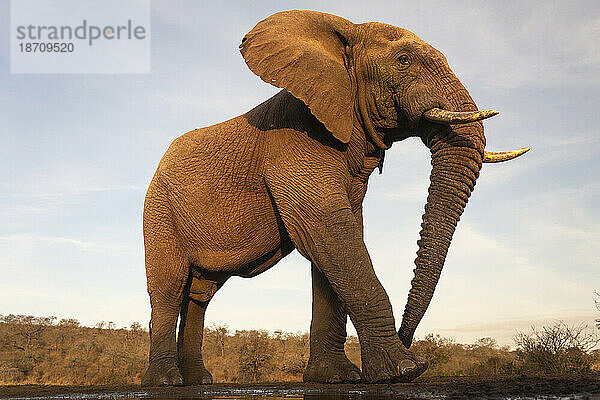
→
(19, 42, 74, 52)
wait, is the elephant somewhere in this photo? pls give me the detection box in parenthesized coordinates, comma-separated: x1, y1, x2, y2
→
(141, 10, 529, 386)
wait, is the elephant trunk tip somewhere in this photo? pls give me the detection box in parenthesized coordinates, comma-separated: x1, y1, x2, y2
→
(398, 327, 414, 349)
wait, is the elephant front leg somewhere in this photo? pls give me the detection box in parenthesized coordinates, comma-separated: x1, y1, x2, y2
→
(303, 263, 361, 383)
(268, 175, 427, 382)
(317, 210, 427, 382)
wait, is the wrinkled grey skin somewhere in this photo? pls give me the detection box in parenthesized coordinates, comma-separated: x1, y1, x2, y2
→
(142, 10, 496, 386)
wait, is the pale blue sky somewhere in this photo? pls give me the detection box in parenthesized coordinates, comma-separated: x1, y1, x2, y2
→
(1, 1, 599, 346)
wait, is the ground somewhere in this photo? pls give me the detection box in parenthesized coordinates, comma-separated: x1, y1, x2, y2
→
(1, 376, 599, 399)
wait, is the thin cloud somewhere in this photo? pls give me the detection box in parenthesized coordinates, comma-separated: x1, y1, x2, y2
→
(3, 185, 143, 199)
(0, 233, 138, 254)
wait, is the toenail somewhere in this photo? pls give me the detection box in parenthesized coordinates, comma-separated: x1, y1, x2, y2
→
(399, 359, 417, 374)
(349, 371, 361, 381)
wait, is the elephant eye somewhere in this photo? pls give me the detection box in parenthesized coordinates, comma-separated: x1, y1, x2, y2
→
(398, 55, 410, 66)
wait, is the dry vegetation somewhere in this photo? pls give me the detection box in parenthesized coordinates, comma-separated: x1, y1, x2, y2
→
(0, 315, 598, 385)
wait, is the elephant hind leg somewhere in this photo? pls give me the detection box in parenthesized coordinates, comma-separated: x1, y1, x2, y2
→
(177, 270, 226, 385)
(141, 185, 189, 387)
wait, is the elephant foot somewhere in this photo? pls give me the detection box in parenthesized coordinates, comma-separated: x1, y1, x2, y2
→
(303, 354, 361, 383)
(141, 359, 183, 387)
(360, 342, 428, 383)
(181, 364, 213, 385)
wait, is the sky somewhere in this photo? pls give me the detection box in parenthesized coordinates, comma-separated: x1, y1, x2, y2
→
(1, 0, 599, 347)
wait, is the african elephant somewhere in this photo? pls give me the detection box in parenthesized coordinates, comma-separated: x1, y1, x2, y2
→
(141, 10, 528, 386)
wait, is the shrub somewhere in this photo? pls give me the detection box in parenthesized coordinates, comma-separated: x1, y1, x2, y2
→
(514, 321, 599, 374)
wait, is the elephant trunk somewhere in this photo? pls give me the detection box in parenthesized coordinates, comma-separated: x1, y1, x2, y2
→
(398, 93, 485, 348)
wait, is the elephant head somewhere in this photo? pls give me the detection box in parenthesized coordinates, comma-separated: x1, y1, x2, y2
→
(240, 11, 528, 348)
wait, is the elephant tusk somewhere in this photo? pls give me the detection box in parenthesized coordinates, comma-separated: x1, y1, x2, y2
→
(483, 147, 531, 163)
(423, 108, 499, 124)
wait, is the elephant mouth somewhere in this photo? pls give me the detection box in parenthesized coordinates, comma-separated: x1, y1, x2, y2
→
(421, 107, 530, 163)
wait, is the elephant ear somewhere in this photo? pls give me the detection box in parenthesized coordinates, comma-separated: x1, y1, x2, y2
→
(240, 10, 354, 144)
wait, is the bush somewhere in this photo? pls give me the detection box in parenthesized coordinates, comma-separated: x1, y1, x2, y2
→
(514, 321, 599, 374)
(412, 334, 452, 370)
(0, 314, 148, 385)
(236, 330, 275, 382)
(2, 313, 597, 384)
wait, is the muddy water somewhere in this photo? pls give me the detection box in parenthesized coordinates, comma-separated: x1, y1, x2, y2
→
(2, 390, 595, 400)
(1, 377, 599, 400)
(2, 392, 593, 400)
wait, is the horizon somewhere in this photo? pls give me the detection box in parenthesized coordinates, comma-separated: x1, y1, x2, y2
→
(1, 0, 599, 348)
(6, 312, 595, 353)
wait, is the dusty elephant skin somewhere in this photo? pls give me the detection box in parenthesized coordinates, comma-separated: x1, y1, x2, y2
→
(141, 10, 528, 387)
